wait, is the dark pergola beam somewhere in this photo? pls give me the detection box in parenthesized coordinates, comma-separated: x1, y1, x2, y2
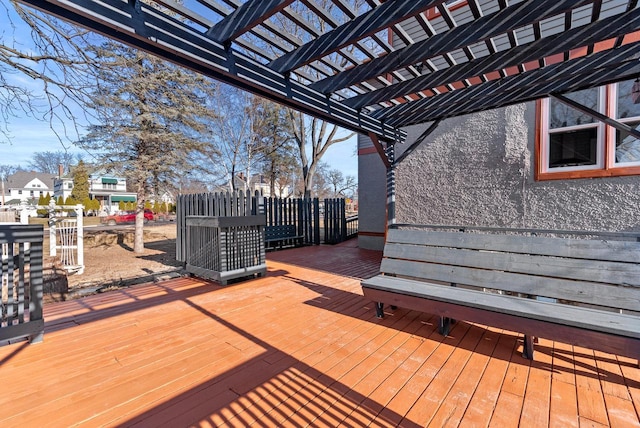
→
(394, 119, 441, 165)
(372, 44, 640, 127)
(343, 9, 640, 110)
(206, 0, 294, 44)
(550, 94, 640, 140)
(311, 0, 593, 94)
(367, 133, 392, 169)
(268, 0, 446, 74)
(16, 0, 404, 142)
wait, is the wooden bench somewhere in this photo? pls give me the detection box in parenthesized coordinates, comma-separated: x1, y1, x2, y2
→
(361, 227, 640, 360)
(265, 225, 304, 249)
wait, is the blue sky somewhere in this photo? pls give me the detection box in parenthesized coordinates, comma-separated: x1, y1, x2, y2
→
(0, 115, 358, 178)
(0, 4, 358, 179)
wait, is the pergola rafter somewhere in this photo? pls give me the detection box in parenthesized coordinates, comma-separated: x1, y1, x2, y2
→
(206, 0, 294, 44)
(13, 0, 640, 147)
(310, 0, 593, 94)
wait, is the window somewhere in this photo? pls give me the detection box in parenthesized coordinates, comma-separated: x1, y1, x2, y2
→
(537, 79, 640, 180)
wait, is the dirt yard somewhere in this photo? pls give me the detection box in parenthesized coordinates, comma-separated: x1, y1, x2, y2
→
(43, 223, 184, 302)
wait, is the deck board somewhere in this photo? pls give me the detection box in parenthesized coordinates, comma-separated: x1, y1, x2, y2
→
(0, 243, 638, 427)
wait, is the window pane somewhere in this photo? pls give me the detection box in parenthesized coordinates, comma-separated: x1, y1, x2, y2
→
(549, 128, 598, 168)
(549, 88, 599, 128)
(616, 80, 640, 119)
(615, 121, 640, 163)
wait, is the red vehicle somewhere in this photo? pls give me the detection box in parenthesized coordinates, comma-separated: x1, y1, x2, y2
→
(101, 209, 155, 226)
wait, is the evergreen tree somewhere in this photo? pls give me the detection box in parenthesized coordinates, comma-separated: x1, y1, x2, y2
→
(37, 194, 47, 216)
(253, 100, 297, 197)
(70, 160, 90, 202)
(77, 42, 216, 252)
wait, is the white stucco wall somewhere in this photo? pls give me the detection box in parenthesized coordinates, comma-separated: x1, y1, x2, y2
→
(395, 102, 640, 231)
(358, 102, 640, 249)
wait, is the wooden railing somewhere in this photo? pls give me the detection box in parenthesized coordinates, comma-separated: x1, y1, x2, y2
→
(1, 225, 44, 344)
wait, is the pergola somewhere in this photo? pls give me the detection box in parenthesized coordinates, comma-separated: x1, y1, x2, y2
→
(16, 0, 640, 168)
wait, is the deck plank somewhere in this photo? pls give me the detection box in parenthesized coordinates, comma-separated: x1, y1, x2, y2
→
(0, 244, 637, 427)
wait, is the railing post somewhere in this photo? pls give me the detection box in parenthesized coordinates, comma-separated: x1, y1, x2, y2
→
(29, 235, 44, 342)
(48, 200, 56, 257)
(75, 204, 84, 275)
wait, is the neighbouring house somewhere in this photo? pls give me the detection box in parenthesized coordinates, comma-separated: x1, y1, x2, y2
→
(1, 171, 55, 206)
(53, 170, 136, 213)
(87, 172, 137, 212)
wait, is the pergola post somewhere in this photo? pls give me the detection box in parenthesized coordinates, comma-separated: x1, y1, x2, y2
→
(386, 143, 396, 230)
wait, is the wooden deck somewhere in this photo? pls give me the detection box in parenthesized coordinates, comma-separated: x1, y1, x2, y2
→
(1, 243, 638, 427)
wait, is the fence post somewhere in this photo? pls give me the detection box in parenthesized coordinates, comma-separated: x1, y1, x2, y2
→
(75, 204, 84, 275)
(341, 199, 347, 242)
(19, 200, 29, 225)
(313, 198, 320, 245)
(48, 199, 56, 257)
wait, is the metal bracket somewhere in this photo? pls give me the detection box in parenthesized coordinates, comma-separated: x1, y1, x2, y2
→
(394, 119, 442, 166)
(550, 93, 640, 140)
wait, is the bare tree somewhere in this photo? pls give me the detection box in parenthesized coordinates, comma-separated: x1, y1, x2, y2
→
(328, 168, 357, 198)
(0, 1, 98, 144)
(203, 84, 297, 195)
(288, 112, 354, 197)
(28, 150, 81, 174)
(0, 163, 22, 205)
(263, 0, 369, 197)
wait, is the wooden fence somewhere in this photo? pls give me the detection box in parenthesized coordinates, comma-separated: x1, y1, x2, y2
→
(176, 192, 355, 262)
(1, 224, 44, 344)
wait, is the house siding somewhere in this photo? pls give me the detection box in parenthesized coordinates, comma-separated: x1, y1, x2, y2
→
(358, 102, 640, 249)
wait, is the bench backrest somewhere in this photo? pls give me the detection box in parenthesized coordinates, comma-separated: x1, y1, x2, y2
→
(381, 228, 640, 313)
(265, 224, 298, 240)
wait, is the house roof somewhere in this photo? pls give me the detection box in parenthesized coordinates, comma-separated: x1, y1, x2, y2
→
(17, 0, 640, 145)
(6, 171, 56, 190)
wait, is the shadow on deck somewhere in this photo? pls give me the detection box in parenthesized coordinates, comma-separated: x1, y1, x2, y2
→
(0, 244, 638, 427)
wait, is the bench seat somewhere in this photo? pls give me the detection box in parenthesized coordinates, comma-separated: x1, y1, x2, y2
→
(265, 225, 304, 249)
(361, 227, 640, 361)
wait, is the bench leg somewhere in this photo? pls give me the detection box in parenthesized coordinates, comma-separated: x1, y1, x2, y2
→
(375, 302, 384, 319)
(523, 335, 535, 360)
(438, 317, 452, 336)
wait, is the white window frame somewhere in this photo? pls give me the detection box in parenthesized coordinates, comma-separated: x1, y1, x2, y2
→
(607, 83, 640, 168)
(540, 87, 606, 173)
(539, 82, 640, 177)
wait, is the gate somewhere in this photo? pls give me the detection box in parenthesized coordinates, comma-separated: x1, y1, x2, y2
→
(47, 203, 85, 275)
